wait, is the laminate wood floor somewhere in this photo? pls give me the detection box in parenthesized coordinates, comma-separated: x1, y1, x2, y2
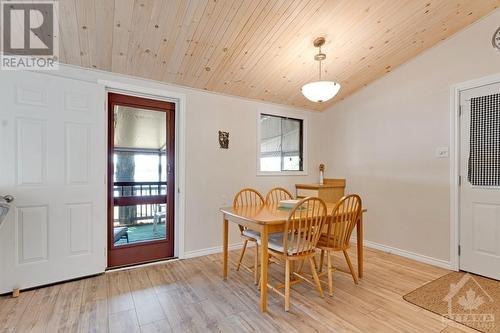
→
(0, 247, 478, 333)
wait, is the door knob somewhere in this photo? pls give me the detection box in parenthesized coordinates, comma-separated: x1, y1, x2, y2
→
(1, 195, 14, 203)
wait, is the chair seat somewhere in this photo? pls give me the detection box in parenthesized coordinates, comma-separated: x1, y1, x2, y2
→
(259, 233, 313, 254)
(242, 229, 260, 240)
(242, 229, 282, 242)
(113, 227, 128, 243)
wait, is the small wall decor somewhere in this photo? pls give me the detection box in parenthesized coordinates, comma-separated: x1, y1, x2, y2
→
(493, 26, 500, 51)
(218, 131, 229, 149)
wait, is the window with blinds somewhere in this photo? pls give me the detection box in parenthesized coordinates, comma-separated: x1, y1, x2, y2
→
(259, 113, 303, 172)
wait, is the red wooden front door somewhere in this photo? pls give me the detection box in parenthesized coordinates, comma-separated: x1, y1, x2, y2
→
(107, 93, 175, 268)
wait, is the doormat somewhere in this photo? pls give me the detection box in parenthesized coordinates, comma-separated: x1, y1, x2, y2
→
(404, 271, 500, 333)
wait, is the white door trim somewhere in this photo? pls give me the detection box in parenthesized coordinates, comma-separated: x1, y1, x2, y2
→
(449, 72, 500, 271)
(98, 80, 187, 260)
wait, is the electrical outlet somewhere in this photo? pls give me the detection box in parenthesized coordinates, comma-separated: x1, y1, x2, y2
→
(435, 147, 449, 158)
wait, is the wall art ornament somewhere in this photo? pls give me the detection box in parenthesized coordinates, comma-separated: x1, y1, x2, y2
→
(219, 131, 229, 149)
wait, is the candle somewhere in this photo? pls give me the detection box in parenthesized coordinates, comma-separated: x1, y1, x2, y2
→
(319, 164, 325, 185)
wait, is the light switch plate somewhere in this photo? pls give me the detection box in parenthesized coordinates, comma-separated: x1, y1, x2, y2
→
(435, 147, 449, 158)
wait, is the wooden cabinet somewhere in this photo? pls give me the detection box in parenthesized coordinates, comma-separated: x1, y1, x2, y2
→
(295, 178, 346, 203)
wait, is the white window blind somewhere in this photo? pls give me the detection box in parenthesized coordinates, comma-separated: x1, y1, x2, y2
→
(259, 114, 303, 172)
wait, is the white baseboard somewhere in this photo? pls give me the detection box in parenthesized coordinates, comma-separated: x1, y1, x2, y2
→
(182, 239, 452, 270)
(182, 242, 249, 259)
(357, 238, 452, 270)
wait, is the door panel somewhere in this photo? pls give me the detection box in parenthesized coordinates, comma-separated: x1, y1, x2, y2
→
(67, 203, 93, 255)
(17, 205, 49, 264)
(16, 118, 47, 185)
(65, 123, 91, 184)
(460, 82, 500, 280)
(0, 71, 106, 293)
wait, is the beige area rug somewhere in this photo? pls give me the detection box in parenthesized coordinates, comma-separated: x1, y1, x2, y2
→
(404, 272, 500, 333)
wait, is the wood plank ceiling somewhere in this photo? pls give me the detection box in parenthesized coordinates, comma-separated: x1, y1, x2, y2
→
(57, 0, 500, 111)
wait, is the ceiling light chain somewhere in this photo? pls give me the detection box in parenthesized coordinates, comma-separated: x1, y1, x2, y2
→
(318, 46, 322, 80)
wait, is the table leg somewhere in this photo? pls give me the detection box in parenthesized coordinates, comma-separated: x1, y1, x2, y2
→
(223, 216, 228, 280)
(356, 214, 363, 279)
(260, 225, 269, 313)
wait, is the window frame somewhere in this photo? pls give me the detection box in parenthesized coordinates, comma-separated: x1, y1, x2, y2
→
(256, 108, 308, 176)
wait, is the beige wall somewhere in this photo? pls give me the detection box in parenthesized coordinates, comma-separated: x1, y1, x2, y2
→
(182, 92, 324, 253)
(46, 65, 324, 255)
(323, 9, 500, 262)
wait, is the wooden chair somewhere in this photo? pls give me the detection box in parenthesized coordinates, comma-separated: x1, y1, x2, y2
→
(264, 197, 327, 311)
(265, 187, 293, 205)
(316, 194, 362, 296)
(233, 188, 265, 284)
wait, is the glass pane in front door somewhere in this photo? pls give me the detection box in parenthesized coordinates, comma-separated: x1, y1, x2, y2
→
(112, 106, 167, 246)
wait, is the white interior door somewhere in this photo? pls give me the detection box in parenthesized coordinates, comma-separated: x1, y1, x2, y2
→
(0, 71, 106, 293)
(459, 82, 500, 280)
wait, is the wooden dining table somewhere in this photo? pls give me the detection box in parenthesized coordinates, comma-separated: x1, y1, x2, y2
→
(220, 202, 366, 313)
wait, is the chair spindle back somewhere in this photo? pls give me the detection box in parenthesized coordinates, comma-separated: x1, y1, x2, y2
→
(233, 188, 265, 233)
(283, 197, 327, 256)
(324, 194, 362, 250)
(265, 187, 293, 205)
(233, 188, 265, 207)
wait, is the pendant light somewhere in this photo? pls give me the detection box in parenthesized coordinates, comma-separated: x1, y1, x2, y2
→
(301, 37, 340, 103)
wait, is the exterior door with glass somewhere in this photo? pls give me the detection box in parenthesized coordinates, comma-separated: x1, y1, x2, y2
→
(108, 93, 175, 268)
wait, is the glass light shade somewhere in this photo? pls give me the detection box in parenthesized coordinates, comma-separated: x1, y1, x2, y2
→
(301, 81, 341, 103)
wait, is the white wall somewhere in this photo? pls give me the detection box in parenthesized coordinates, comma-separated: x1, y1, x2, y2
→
(323, 9, 500, 263)
(41, 65, 324, 256)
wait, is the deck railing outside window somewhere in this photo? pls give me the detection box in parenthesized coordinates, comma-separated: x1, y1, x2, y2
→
(113, 181, 167, 226)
